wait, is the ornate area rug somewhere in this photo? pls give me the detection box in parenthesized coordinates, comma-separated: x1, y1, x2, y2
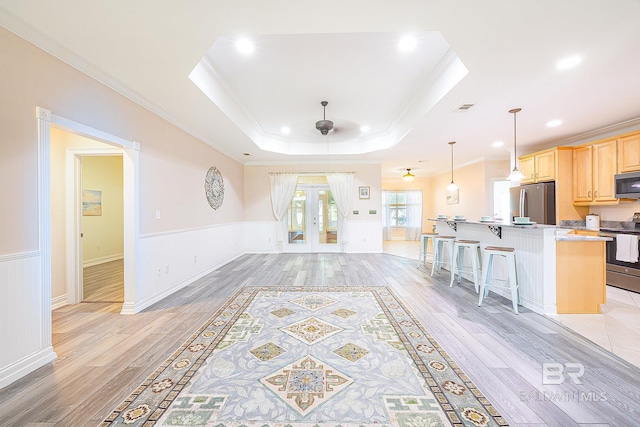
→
(101, 286, 508, 426)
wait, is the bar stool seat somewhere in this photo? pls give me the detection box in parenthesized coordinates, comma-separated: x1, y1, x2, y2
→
(478, 246, 520, 314)
(449, 239, 481, 292)
(417, 232, 438, 268)
(431, 236, 456, 277)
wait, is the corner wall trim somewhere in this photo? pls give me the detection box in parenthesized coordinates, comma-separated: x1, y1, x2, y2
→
(51, 294, 68, 310)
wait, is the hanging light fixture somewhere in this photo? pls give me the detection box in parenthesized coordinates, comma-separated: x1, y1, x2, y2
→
(315, 101, 334, 135)
(446, 141, 458, 191)
(402, 168, 415, 181)
(508, 108, 525, 183)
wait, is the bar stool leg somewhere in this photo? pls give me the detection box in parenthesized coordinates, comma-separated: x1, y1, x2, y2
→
(470, 247, 480, 293)
(479, 253, 493, 306)
(449, 245, 463, 287)
(430, 240, 440, 276)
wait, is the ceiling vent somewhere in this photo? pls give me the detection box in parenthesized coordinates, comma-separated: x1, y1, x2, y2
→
(455, 103, 475, 112)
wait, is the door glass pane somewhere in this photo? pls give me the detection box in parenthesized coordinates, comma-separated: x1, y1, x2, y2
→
(318, 190, 337, 245)
(288, 190, 306, 244)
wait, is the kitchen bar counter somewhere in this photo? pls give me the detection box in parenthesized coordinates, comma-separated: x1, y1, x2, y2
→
(430, 218, 608, 314)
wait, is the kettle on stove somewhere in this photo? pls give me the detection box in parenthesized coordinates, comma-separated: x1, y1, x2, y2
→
(586, 214, 600, 230)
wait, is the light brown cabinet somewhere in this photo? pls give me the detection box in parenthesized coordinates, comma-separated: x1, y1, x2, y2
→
(573, 139, 617, 205)
(617, 132, 640, 173)
(518, 149, 556, 184)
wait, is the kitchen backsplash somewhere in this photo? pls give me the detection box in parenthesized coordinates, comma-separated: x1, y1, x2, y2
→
(590, 200, 640, 221)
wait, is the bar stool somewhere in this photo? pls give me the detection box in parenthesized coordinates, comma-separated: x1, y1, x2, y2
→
(417, 232, 438, 268)
(478, 246, 520, 314)
(449, 239, 481, 292)
(431, 236, 456, 277)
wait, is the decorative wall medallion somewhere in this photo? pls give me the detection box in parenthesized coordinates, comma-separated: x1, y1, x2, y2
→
(204, 166, 224, 210)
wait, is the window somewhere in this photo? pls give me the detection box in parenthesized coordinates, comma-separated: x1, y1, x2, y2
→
(387, 191, 407, 227)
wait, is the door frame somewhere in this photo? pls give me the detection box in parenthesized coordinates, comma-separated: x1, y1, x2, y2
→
(38, 107, 140, 315)
(283, 184, 342, 253)
(66, 148, 124, 303)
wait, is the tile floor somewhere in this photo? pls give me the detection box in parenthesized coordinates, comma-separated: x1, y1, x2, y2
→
(383, 239, 640, 369)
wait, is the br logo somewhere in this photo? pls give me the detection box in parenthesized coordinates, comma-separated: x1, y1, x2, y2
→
(542, 363, 584, 385)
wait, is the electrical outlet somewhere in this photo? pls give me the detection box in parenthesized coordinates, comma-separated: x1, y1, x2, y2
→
(194, 255, 198, 263)
(156, 268, 161, 277)
(165, 265, 170, 274)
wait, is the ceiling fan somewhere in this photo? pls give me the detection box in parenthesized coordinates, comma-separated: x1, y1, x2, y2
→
(315, 101, 334, 135)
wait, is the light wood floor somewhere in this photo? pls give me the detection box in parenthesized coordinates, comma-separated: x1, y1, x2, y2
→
(1, 253, 639, 426)
(83, 259, 124, 303)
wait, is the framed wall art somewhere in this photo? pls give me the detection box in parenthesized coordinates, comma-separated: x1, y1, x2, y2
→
(359, 186, 370, 199)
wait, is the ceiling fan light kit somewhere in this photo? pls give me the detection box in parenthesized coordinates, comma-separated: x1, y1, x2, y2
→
(315, 101, 334, 135)
(403, 168, 415, 181)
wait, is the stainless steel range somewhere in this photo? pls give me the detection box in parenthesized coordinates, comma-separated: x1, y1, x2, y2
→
(600, 213, 640, 294)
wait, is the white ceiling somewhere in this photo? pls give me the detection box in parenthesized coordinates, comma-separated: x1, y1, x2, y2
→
(1, 0, 639, 178)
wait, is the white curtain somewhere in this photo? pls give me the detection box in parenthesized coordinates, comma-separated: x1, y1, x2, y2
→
(269, 172, 299, 245)
(405, 190, 423, 240)
(326, 172, 355, 248)
(382, 191, 393, 240)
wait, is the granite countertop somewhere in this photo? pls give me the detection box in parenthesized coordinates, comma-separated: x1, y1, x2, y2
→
(430, 217, 611, 240)
(429, 217, 555, 229)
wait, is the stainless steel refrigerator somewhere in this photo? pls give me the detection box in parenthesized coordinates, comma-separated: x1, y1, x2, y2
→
(509, 182, 556, 224)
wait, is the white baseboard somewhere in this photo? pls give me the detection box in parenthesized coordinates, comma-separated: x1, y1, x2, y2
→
(0, 346, 57, 390)
(83, 253, 124, 268)
(51, 294, 67, 310)
(124, 252, 246, 315)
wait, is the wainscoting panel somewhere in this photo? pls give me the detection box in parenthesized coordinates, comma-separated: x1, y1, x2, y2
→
(344, 220, 383, 253)
(0, 251, 57, 389)
(134, 222, 245, 314)
(434, 223, 557, 314)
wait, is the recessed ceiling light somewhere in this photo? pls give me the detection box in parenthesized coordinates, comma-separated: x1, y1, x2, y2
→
(557, 55, 581, 70)
(236, 38, 254, 54)
(492, 141, 504, 148)
(546, 119, 562, 127)
(281, 126, 291, 134)
(360, 125, 370, 132)
(398, 36, 417, 52)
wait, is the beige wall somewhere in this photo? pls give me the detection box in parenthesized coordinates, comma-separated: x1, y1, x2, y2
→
(383, 160, 510, 235)
(82, 156, 124, 264)
(244, 163, 381, 223)
(0, 25, 243, 256)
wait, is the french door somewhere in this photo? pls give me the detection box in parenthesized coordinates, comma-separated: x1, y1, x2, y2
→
(284, 185, 341, 253)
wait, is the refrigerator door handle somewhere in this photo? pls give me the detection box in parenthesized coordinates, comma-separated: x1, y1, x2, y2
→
(519, 188, 526, 217)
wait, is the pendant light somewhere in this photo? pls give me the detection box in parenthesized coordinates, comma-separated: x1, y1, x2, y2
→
(508, 108, 525, 183)
(446, 141, 458, 191)
(402, 168, 415, 181)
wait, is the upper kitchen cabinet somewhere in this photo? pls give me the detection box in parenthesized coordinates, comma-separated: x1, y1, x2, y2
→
(573, 139, 617, 205)
(518, 149, 556, 184)
(617, 131, 640, 173)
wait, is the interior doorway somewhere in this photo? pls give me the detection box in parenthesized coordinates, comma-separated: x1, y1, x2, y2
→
(284, 185, 341, 253)
(79, 155, 124, 303)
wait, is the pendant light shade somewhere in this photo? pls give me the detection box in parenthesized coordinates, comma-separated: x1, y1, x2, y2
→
(403, 168, 415, 181)
(508, 108, 525, 183)
(447, 141, 458, 191)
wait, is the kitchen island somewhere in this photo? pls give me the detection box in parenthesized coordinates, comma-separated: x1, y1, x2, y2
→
(431, 218, 610, 315)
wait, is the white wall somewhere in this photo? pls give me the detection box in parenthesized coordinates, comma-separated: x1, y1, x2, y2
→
(244, 163, 383, 253)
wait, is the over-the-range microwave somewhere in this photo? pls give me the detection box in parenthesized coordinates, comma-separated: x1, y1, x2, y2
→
(615, 171, 640, 198)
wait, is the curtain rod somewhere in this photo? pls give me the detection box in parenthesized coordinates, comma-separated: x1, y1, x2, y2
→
(268, 171, 355, 175)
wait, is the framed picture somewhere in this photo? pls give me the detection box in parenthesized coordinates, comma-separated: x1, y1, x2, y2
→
(82, 189, 103, 216)
(446, 187, 459, 205)
(359, 186, 370, 199)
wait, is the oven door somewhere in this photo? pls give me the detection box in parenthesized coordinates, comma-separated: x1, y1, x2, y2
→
(604, 234, 640, 293)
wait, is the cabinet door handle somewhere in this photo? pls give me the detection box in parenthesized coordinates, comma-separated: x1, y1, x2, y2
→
(588, 190, 591, 198)
(594, 190, 598, 198)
